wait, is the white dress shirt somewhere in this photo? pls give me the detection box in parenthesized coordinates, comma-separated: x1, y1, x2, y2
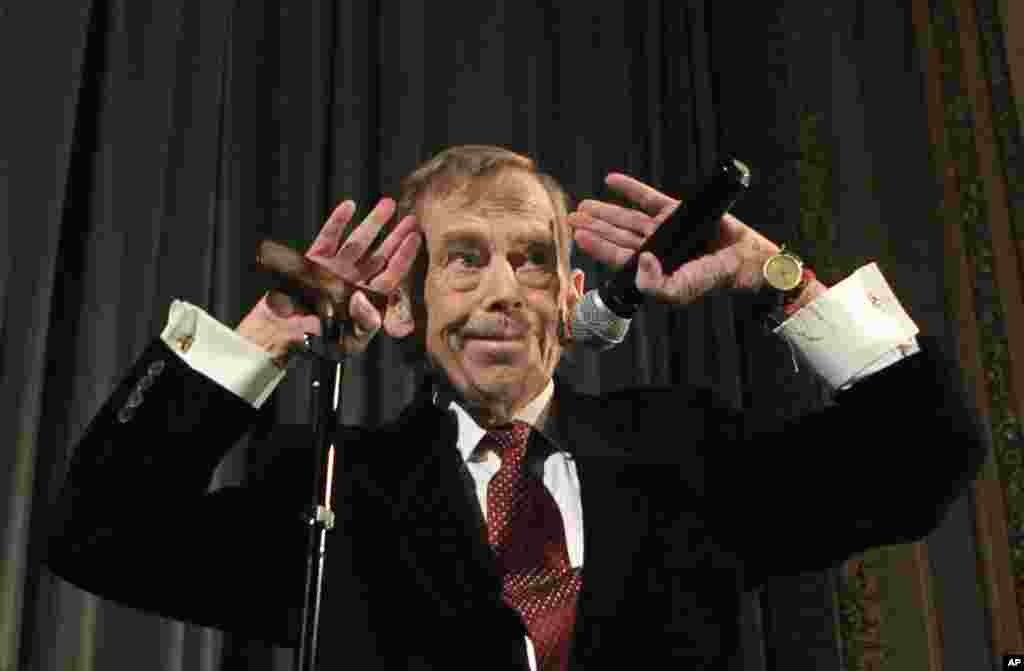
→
(158, 261, 920, 669)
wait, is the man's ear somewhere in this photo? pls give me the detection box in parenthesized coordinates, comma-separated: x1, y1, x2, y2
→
(558, 269, 585, 346)
(382, 287, 416, 338)
(567, 269, 585, 311)
(571, 269, 585, 303)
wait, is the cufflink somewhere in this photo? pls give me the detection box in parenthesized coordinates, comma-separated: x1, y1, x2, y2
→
(175, 334, 194, 353)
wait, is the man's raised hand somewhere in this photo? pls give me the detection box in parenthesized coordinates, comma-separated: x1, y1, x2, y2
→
(567, 173, 782, 307)
(237, 198, 421, 365)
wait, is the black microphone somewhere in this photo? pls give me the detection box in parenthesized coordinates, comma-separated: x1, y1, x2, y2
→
(571, 158, 751, 349)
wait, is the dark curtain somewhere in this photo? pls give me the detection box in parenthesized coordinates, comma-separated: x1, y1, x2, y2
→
(0, 0, 994, 669)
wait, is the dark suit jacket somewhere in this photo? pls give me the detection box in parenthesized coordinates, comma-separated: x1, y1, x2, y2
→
(45, 334, 987, 669)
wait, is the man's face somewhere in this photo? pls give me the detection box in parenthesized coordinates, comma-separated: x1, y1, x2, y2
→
(417, 170, 582, 424)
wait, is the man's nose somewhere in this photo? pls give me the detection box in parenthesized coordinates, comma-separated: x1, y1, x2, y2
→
(480, 256, 524, 310)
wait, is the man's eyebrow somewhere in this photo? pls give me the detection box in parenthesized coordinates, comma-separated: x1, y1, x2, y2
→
(509, 224, 555, 247)
(510, 233, 554, 248)
(438, 224, 554, 247)
(440, 228, 489, 246)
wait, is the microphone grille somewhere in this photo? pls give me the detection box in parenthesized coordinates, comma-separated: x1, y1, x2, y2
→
(571, 290, 631, 351)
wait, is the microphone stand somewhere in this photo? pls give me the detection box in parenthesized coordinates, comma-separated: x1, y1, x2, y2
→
(254, 238, 391, 670)
(293, 314, 347, 671)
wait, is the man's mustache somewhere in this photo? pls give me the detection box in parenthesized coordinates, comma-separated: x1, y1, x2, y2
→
(446, 316, 530, 351)
(461, 318, 529, 339)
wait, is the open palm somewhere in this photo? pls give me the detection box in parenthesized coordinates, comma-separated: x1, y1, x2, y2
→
(567, 173, 779, 307)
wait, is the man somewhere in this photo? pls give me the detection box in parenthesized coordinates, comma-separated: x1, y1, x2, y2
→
(45, 145, 987, 670)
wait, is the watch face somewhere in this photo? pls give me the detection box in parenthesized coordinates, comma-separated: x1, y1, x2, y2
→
(764, 255, 803, 290)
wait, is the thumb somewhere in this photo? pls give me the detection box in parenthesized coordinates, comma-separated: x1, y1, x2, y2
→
(343, 290, 382, 354)
(634, 252, 663, 292)
(351, 290, 382, 336)
(265, 289, 299, 318)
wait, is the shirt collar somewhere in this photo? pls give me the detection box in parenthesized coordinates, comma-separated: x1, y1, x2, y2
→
(437, 378, 556, 463)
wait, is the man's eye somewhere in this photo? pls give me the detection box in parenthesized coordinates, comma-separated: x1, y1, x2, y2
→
(528, 251, 551, 266)
(522, 248, 555, 271)
(451, 251, 483, 267)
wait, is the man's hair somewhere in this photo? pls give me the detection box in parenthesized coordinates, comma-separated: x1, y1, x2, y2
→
(386, 145, 576, 365)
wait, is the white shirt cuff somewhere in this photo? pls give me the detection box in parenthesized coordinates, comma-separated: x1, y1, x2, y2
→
(160, 300, 288, 408)
(772, 262, 921, 391)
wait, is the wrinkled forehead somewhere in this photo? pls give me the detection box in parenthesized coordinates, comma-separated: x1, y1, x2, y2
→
(420, 169, 556, 235)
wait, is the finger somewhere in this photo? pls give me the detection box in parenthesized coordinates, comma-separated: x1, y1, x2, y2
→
(285, 314, 324, 340)
(663, 252, 736, 305)
(575, 200, 657, 239)
(572, 227, 635, 270)
(567, 211, 647, 250)
(343, 290, 382, 354)
(334, 198, 396, 265)
(605, 173, 679, 217)
(265, 289, 300, 318)
(350, 290, 382, 333)
(271, 302, 322, 344)
(367, 230, 423, 293)
(307, 200, 356, 257)
(356, 214, 419, 280)
(634, 252, 665, 293)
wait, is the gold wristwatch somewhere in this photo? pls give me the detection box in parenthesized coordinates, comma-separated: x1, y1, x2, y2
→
(762, 245, 805, 297)
(759, 245, 811, 372)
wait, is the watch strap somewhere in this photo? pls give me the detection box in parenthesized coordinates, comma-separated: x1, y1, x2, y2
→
(782, 267, 817, 317)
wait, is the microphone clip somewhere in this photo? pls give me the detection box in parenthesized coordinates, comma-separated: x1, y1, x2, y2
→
(299, 333, 348, 363)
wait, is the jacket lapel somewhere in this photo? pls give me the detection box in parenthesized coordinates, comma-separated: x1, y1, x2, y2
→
(389, 395, 508, 610)
(548, 378, 648, 665)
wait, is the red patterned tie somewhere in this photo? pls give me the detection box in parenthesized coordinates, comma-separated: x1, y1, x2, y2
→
(483, 421, 582, 671)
